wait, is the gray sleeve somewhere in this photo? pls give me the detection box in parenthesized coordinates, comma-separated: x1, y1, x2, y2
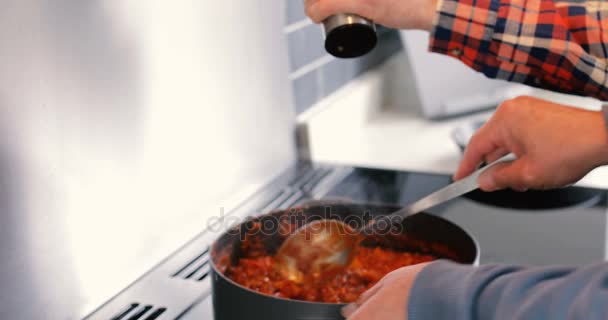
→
(408, 260, 608, 320)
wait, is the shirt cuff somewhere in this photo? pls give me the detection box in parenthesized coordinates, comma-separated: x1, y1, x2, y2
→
(429, 0, 502, 74)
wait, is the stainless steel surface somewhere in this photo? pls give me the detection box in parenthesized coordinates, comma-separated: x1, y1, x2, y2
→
(390, 154, 516, 218)
(0, 1, 295, 319)
(275, 219, 360, 282)
(323, 13, 375, 35)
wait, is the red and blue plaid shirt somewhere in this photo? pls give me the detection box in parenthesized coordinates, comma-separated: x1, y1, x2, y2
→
(430, 0, 608, 101)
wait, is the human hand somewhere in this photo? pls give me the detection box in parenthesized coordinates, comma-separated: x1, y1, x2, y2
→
(341, 262, 431, 320)
(304, 0, 439, 31)
(454, 96, 608, 192)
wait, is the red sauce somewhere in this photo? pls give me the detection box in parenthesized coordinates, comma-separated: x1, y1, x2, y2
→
(226, 246, 437, 303)
(224, 220, 445, 303)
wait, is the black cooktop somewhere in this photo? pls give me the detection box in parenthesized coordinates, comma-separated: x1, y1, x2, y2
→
(323, 167, 608, 266)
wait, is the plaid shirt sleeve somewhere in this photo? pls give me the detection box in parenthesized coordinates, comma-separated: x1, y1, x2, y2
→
(429, 0, 608, 101)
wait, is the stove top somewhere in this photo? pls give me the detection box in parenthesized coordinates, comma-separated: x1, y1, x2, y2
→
(325, 167, 607, 266)
(87, 163, 608, 320)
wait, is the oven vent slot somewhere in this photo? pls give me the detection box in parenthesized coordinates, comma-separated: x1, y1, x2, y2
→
(290, 166, 317, 187)
(256, 189, 288, 212)
(257, 189, 300, 212)
(301, 168, 332, 192)
(111, 303, 166, 320)
(277, 190, 305, 210)
(172, 247, 211, 281)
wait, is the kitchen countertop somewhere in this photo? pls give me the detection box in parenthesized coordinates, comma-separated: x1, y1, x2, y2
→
(302, 53, 608, 189)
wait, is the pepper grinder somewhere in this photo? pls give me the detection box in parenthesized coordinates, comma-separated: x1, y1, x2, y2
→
(323, 14, 377, 58)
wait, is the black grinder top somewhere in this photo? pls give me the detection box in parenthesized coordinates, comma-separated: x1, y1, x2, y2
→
(323, 14, 377, 58)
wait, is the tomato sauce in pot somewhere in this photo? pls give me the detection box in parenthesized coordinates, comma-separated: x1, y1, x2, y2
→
(225, 220, 447, 303)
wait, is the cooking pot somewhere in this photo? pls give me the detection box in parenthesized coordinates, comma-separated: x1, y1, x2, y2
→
(210, 201, 479, 320)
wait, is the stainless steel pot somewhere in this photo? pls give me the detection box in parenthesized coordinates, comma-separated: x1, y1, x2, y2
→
(210, 201, 479, 320)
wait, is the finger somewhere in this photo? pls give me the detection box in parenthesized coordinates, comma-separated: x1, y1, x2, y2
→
(304, 0, 320, 20)
(454, 123, 501, 180)
(484, 147, 509, 165)
(346, 289, 397, 320)
(479, 159, 530, 192)
(306, 0, 378, 23)
(341, 303, 358, 319)
(356, 280, 384, 306)
(341, 280, 384, 318)
(346, 302, 379, 320)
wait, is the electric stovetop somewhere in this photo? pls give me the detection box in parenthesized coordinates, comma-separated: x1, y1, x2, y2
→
(88, 164, 608, 320)
(326, 167, 607, 265)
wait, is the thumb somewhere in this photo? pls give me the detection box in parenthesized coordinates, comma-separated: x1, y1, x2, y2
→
(306, 0, 378, 23)
(479, 159, 529, 192)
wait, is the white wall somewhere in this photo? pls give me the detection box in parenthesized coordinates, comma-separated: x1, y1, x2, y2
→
(0, 1, 295, 318)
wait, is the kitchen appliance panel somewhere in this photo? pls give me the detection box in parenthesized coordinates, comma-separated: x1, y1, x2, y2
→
(400, 30, 528, 118)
